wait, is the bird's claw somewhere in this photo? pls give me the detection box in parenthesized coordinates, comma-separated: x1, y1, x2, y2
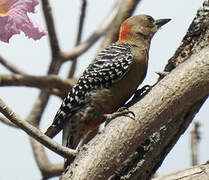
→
(104, 107, 135, 122)
(117, 107, 135, 120)
(156, 71, 169, 78)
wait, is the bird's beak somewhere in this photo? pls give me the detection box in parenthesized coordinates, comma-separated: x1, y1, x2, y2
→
(155, 18, 171, 29)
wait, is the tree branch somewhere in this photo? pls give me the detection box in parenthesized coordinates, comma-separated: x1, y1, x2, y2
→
(60, 46, 209, 179)
(41, 0, 60, 58)
(0, 74, 76, 97)
(0, 115, 17, 128)
(31, 140, 64, 179)
(191, 122, 200, 166)
(68, 0, 87, 78)
(0, 98, 77, 158)
(0, 56, 25, 74)
(59, 2, 119, 61)
(152, 161, 209, 180)
(21, 1, 64, 179)
(108, 99, 206, 180)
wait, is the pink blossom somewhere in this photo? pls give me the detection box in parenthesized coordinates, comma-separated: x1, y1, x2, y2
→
(0, 0, 47, 43)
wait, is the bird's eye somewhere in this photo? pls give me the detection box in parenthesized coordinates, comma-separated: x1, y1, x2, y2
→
(147, 16, 154, 23)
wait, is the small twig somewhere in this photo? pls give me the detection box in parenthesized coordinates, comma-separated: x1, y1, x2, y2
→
(31, 139, 64, 178)
(60, 3, 119, 61)
(153, 161, 209, 180)
(191, 122, 201, 166)
(41, 0, 60, 58)
(0, 98, 77, 158)
(0, 115, 17, 128)
(0, 56, 25, 74)
(68, 0, 87, 78)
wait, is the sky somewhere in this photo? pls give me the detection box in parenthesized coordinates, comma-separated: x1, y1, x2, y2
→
(0, 0, 208, 179)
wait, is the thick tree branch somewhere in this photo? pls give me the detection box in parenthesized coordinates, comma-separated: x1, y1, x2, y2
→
(0, 74, 76, 97)
(60, 46, 209, 179)
(108, 99, 206, 180)
(0, 98, 77, 158)
(0, 74, 75, 89)
(164, 0, 209, 72)
(152, 161, 209, 180)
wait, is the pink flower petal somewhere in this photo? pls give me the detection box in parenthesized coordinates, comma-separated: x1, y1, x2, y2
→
(21, 18, 47, 40)
(0, 16, 20, 42)
(0, 0, 47, 43)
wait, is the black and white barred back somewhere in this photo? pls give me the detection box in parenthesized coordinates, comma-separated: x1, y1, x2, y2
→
(53, 43, 133, 127)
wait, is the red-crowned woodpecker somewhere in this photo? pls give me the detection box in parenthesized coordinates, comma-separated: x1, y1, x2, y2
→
(45, 14, 170, 166)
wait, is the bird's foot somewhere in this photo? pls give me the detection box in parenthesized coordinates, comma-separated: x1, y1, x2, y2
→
(116, 107, 135, 119)
(104, 107, 135, 125)
(156, 71, 169, 78)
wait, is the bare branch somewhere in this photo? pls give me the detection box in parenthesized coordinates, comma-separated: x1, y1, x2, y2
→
(60, 3, 119, 61)
(0, 115, 17, 128)
(26, 1, 64, 176)
(0, 74, 76, 97)
(30, 139, 64, 178)
(0, 56, 25, 74)
(60, 45, 209, 180)
(0, 98, 77, 158)
(41, 0, 60, 58)
(191, 122, 201, 166)
(27, 91, 62, 179)
(152, 161, 209, 180)
(68, 0, 87, 78)
(24, 1, 64, 178)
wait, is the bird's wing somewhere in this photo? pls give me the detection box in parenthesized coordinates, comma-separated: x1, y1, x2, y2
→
(46, 43, 133, 136)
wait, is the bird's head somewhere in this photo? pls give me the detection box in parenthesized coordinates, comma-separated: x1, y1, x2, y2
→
(118, 15, 171, 46)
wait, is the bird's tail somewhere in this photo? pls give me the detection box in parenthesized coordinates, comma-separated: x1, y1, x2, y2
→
(45, 125, 62, 138)
(62, 125, 81, 168)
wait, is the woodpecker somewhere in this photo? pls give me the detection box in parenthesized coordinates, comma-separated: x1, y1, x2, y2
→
(45, 14, 170, 166)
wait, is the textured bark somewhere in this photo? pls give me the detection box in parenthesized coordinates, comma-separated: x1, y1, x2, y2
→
(152, 162, 209, 180)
